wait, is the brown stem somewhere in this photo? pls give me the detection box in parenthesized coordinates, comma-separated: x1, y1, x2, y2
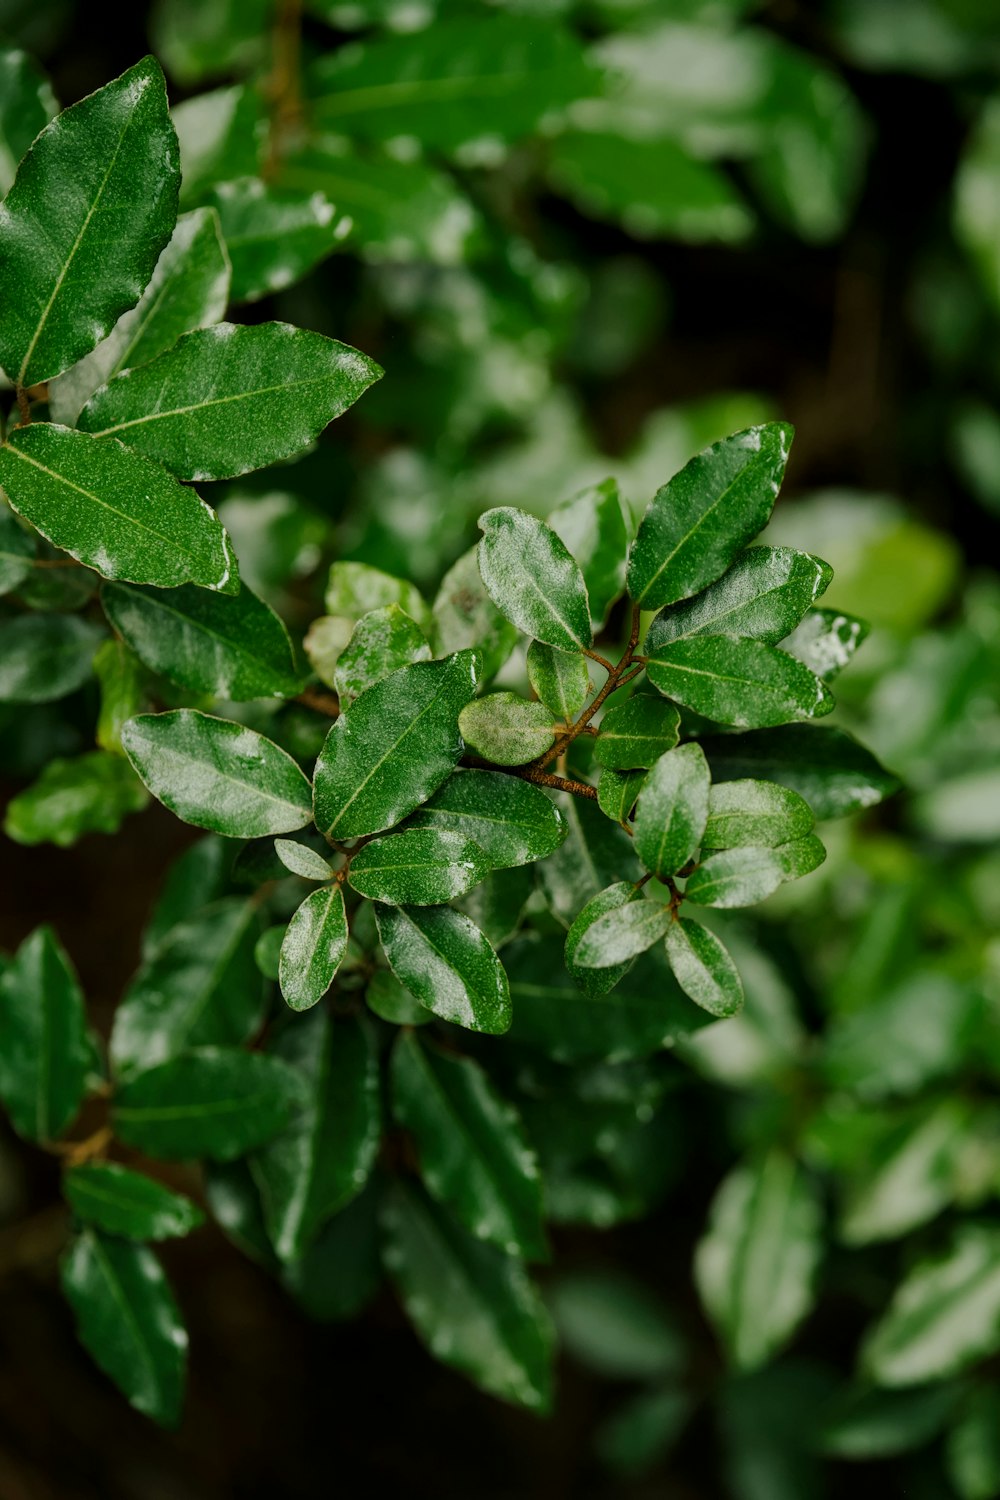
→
(462, 754, 598, 801)
(535, 605, 643, 770)
(296, 687, 340, 718)
(13, 387, 30, 428)
(264, 0, 303, 177)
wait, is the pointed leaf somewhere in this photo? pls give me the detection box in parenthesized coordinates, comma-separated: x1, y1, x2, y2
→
(204, 177, 348, 302)
(564, 881, 642, 996)
(459, 692, 555, 766)
(627, 425, 793, 609)
(64, 1163, 204, 1242)
(3, 751, 147, 847)
(574, 897, 672, 969)
(274, 839, 334, 881)
(477, 507, 593, 652)
(594, 696, 680, 770)
(374, 903, 511, 1035)
(703, 778, 815, 849)
(597, 767, 646, 826)
(0, 613, 103, 703)
(122, 709, 313, 837)
(780, 606, 870, 681)
(633, 743, 710, 879)
(278, 883, 349, 1012)
(548, 477, 631, 629)
(645, 545, 832, 649)
(402, 767, 567, 869)
(334, 604, 431, 703)
(685, 836, 826, 908)
(348, 828, 487, 906)
(646, 637, 833, 728)
(526, 640, 589, 721)
(0, 926, 90, 1142)
(431, 545, 518, 680)
(702, 724, 900, 820)
(665, 918, 744, 1017)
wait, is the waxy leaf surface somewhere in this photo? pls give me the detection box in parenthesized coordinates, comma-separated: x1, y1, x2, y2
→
(278, 884, 349, 1012)
(478, 507, 592, 652)
(645, 545, 832, 648)
(633, 743, 710, 879)
(374, 903, 511, 1035)
(665, 918, 744, 1017)
(646, 636, 832, 728)
(402, 768, 567, 869)
(349, 828, 487, 906)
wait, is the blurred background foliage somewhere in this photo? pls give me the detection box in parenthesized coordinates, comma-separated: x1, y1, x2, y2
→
(2, 0, 1000, 1496)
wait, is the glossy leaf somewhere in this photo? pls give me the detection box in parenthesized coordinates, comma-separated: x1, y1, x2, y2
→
(204, 177, 349, 303)
(597, 767, 646, 827)
(459, 692, 555, 766)
(695, 1152, 822, 1370)
(279, 883, 349, 1012)
(0, 47, 57, 197)
(702, 724, 900, 819)
(633, 743, 711, 879)
(564, 881, 642, 997)
(391, 1030, 545, 1259)
(547, 478, 631, 630)
(50, 207, 231, 426)
(61, 1231, 186, 1426)
(646, 636, 833, 728)
(626, 425, 793, 609)
(348, 828, 487, 906)
(477, 507, 593, 652)
(113, 1046, 304, 1161)
(0, 57, 179, 388)
(334, 604, 431, 704)
(665, 918, 744, 1018)
(0, 925, 90, 1142)
(0, 613, 103, 703)
(644, 546, 833, 648)
(122, 710, 313, 837)
(431, 545, 519, 681)
(526, 641, 589, 721)
(252, 1011, 380, 1262)
(3, 751, 148, 847)
(0, 505, 34, 595)
(374, 902, 511, 1035)
(780, 607, 871, 682)
(0, 425, 237, 593)
(702, 778, 815, 849)
(381, 1180, 553, 1412)
(313, 652, 478, 841)
(274, 840, 334, 881)
(64, 1162, 204, 1242)
(326, 560, 430, 630)
(402, 768, 567, 870)
(110, 898, 263, 1074)
(594, 696, 680, 770)
(539, 795, 641, 926)
(101, 580, 301, 701)
(79, 322, 383, 482)
(684, 836, 826, 907)
(574, 898, 673, 969)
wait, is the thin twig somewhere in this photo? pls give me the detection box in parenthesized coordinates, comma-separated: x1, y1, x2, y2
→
(462, 755, 598, 801)
(535, 605, 643, 770)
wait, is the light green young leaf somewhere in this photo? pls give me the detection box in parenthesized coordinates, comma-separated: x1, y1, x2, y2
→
(695, 1152, 822, 1370)
(702, 778, 815, 849)
(644, 546, 833, 648)
(374, 902, 511, 1035)
(0, 925, 90, 1142)
(0, 613, 103, 704)
(646, 637, 833, 728)
(204, 177, 349, 302)
(702, 724, 900, 819)
(3, 751, 147, 847)
(278, 884, 349, 1012)
(110, 898, 263, 1074)
(0, 426, 237, 594)
(684, 836, 826, 907)
(102, 580, 301, 701)
(61, 1231, 186, 1426)
(0, 505, 34, 596)
(459, 692, 555, 767)
(50, 207, 231, 426)
(381, 1180, 553, 1411)
(564, 881, 642, 996)
(594, 696, 680, 770)
(665, 918, 744, 1017)
(94, 638, 148, 754)
(313, 652, 478, 841)
(79, 323, 382, 482)
(334, 604, 431, 704)
(0, 58, 179, 388)
(274, 840, 334, 881)
(597, 767, 647, 827)
(477, 507, 593, 652)
(633, 742, 710, 879)
(780, 607, 870, 682)
(626, 424, 793, 609)
(391, 1030, 545, 1260)
(64, 1162, 204, 1242)
(526, 640, 589, 721)
(304, 615, 354, 688)
(402, 768, 567, 870)
(122, 710, 313, 837)
(547, 478, 631, 629)
(574, 897, 672, 970)
(326, 560, 430, 631)
(348, 828, 487, 906)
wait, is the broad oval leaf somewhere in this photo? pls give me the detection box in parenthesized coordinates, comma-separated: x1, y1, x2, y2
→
(597, 767, 646, 827)
(61, 1231, 187, 1426)
(79, 322, 383, 482)
(644, 545, 832, 648)
(684, 836, 826, 908)
(278, 883, 349, 1012)
(526, 640, 590, 721)
(64, 1162, 204, 1242)
(0, 425, 237, 593)
(334, 604, 431, 704)
(646, 637, 833, 728)
(626, 425, 793, 609)
(102, 580, 301, 701)
(122, 710, 313, 837)
(459, 692, 555, 766)
(0, 613, 103, 704)
(313, 652, 478, 841)
(665, 918, 744, 1017)
(374, 902, 511, 1035)
(0, 925, 90, 1143)
(0, 57, 179, 388)
(594, 696, 680, 770)
(348, 828, 487, 906)
(477, 507, 593, 652)
(702, 724, 900, 820)
(402, 768, 567, 870)
(274, 839, 334, 881)
(204, 176, 349, 303)
(702, 778, 815, 849)
(633, 743, 711, 879)
(574, 898, 673, 969)
(564, 881, 642, 996)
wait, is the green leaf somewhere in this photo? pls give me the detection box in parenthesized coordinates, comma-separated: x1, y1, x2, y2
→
(204, 177, 349, 303)
(49, 207, 231, 427)
(308, 15, 592, 151)
(526, 641, 589, 721)
(644, 546, 833, 648)
(334, 604, 431, 704)
(367, 968, 432, 1027)
(274, 839, 334, 881)
(665, 918, 744, 1017)
(539, 795, 641, 926)
(3, 750, 147, 847)
(381, 1180, 553, 1411)
(684, 836, 826, 907)
(823, 973, 979, 1101)
(477, 507, 593, 652)
(633, 743, 710, 879)
(594, 696, 680, 770)
(0, 504, 34, 595)
(947, 1386, 1000, 1500)
(142, 835, 231, 959)
(597, 767, 647, 827)
(863, 1227, 1000, 1386)
(0, 612, 103, 704)
(252, 1011, 380, 1262)
(0, 925, 90, 1142)
(325, 560, 430, 630)
(172, 84, 265, 207)
(203, 1158, 277, 1270)
(646, 637, 833, 728)
(374, 903, 511, 1035)
(391, 1030, 545, 1260)
(702, 778, 815, 849)
(564, 881, 642, 996)
(459, 692, 555, 766)
(402, 767, 567, 870)
(101, 580, 301, 701)
(122, 709, 313, 837)
(313, 652, 478, 841)
(79, 322, 383, 482)
(547, 478, 631, 629)
(780, 607, 870, 682)
(0, 47, 57, 197)
(821, 1382, 961, 1461)
(61, 1231, 186, 1426)
(64, 1162, 204, 1242)
(278, 883, 349, 1012)
(113, 1045, 303, 1161)
(348, 828, 487, 906)
(431, 545, 519, 681)
(626, 424, 793, 609)
(0, 425, 237, 593)
(574, 897, 673, 969)
(702, 724, 900, 819)
(695, 1152, 822, 1370)
(110, 898, 263, 1075)
(837, 1101, 974, 1247)
(151, 0, 270, 86)
(94, 638, 148, 754)
(0, 58, 179, 390)
(282, 1180, 382, 1322)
